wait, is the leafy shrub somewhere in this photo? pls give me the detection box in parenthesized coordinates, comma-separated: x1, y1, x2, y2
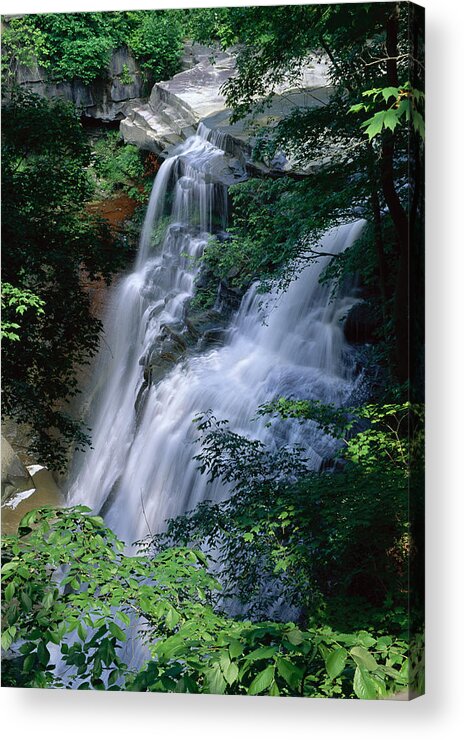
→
(195, 172, 374, 316)
(1, 90, 128, 469)
(90, 130, 145, 198)
(150, 402, 423, 633)
(1, 506, 417, 698)
(125, 11, 184, 81)
(2, 11, 184, 86)
(1, 283, 45, 342)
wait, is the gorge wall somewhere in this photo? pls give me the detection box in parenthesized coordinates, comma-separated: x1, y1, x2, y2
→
(11, 46, 145, 121)
(10, 38, 332, 174)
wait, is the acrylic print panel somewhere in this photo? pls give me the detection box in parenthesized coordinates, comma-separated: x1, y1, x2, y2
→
(1, 1, 424, 699)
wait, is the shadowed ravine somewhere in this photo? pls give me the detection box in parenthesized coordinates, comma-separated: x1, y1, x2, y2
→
(67, 128, 365, 547)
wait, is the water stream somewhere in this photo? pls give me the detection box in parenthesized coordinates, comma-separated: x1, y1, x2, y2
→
(68, 129, 365, 548)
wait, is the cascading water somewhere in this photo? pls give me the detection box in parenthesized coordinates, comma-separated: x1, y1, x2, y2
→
(68, 128, 365, 551)
(68, 132, 228, 518)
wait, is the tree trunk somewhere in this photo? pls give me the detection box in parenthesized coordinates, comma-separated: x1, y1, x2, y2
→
(380, 2, 410, 384)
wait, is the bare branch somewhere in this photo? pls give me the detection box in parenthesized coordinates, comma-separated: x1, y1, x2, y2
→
(362, 53, 425, 71)
(306, 247, 342, 258)
(140, 489, 153, 539)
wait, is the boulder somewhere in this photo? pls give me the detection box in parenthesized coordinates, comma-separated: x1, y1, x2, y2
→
(2, 463, 62, 535)
(217, 280, 245, 313)
(142, 323, 189, 385)
(185, 308, 226, 338)
(1, 435, 34, 503)
(199, 327, 226, 349)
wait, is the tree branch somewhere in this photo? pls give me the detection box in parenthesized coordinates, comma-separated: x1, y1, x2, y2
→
(361, 53, 425, 71)
(306, 247, 342, 258)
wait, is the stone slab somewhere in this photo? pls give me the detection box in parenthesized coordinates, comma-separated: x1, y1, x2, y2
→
(120, 50, 333, 176)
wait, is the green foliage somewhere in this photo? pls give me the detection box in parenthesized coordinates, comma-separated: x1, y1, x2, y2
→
(204, 4, 424, 130)
(350, 82, 425, 141)
(1, 506, 415, 698)
(125, 11, 184, 80)
(2, 11, 184, 86)
(150, 401, 423, 634)
(90, 130, 145, 199)
(1, 282, 45, 341)
(258, 399, 425, 472)
(131, 617, 411, 699)
(202, 178, 307, 292)
(119, 63, 133, 86)
(183, 7, 241, 49)
(1, 506, 218, 689)
(1, 89, 128, 469)
(1, 16, 49, 80)
(198, 173, 362, 306)
(3, 14, 114, 85)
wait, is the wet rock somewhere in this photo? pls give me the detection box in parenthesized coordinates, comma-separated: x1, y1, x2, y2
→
(217, 280, 245, 313)
(142, 323, 191, 386)
(28, 465, 61, 498)
(148, 303, 165, 321)
(194, 267, 212, 291)
(226, 265, 240, 280)
(180, 43, 223, 71)
(160, 323, 188, 351)
(143, 304, 231, 387)
(184, 308, 225, 337)
(199, 327, 226, 349)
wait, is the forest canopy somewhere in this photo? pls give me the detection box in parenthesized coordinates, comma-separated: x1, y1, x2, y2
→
(2, 11, 184, 84)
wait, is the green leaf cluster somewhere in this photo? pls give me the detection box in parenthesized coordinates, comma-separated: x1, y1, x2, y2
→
(124, 10, 184, 80)
(195, 171, 362, 312)
(1, 89, 129, 469)
(2, 11, 184, 86)
(1, 506, 218, 689)
(89, 130, 146, 199)
(350, 82, 425, 141)
(1, 505, 418, 698)
(258, 399, 425, 473)
(1, 282, 45, 342)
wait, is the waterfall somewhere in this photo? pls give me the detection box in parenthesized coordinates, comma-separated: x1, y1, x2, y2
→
(68, 129, 365, 548)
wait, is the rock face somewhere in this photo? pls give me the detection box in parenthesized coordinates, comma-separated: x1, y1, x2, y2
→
(12, 46, 146, 121)
(120, 49, 234, 153)
(120, 49, 332, 174)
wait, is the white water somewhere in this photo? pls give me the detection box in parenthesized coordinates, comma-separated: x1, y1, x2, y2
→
(68, 129, 365, 547)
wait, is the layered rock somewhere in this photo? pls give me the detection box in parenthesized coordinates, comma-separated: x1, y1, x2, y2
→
(120, 50, 332, 174)
(11, 46, 146, 121)
(120, 50, 234, 153)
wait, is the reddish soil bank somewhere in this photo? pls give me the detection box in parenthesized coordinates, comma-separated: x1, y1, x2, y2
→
(86, 191, 140, 232)
(82, 192, 140, 318)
